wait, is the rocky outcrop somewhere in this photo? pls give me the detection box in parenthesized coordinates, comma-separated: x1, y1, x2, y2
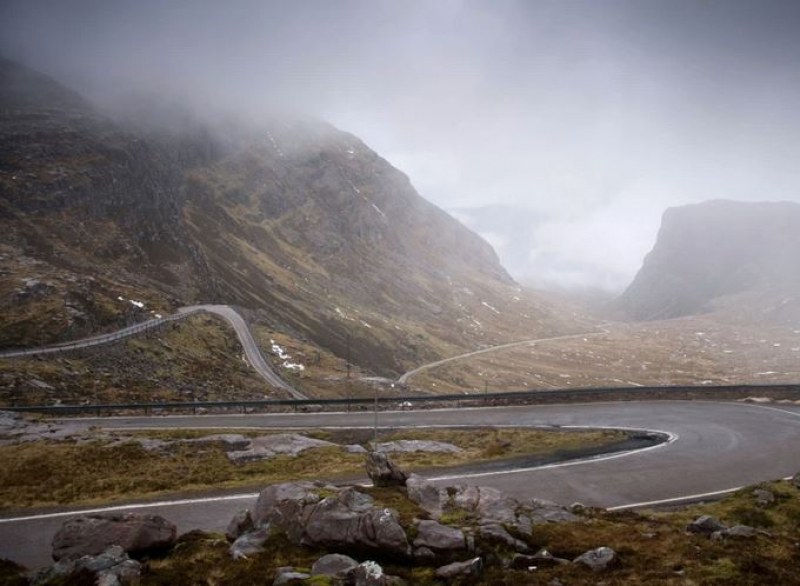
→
(226, 433, 337, 463)
(252, 482, 410, 557)
(375, 440, 461, 454)
(365, 451, 408, 487)
(52, 513, 177, 561)
(32, 545, 141, 586)
(435, 557, 483, 579)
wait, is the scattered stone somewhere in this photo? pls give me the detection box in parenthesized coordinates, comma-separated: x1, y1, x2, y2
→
(32, 545, 141, 586)
(435, 557, 483, 579)
(225, 509, 254, 542)
(365, 451, 408, 487)
(478, 523, 529, 552)
(229, 526, 272, 560)
(413, 520, 466, 554)
(529, 499, 579, 525)
(509, 549, 569, 570)
(375, 440, 462, 454)
(721, 525, 759, 538)
(311, 553, 359, 577)
(405, 474, 444, 518)
(273, 570, 311, 585)
(754, 488, 775, 506)
(227, 433, 336, 463)
(573, 546, 618, 571)
(344, 444, 368, 454)
(569, 502, 587, 514)
(52, 513, 177, 561)
(686, 515, 727, 535)
(348, 560, 392, 586)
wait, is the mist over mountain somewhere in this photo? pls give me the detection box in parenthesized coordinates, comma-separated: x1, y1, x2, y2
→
(617, 200, 800, 321)
(0, 58, 576, 386)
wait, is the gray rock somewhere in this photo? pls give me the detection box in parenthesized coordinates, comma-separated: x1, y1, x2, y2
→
(413, 520, 466, 553)
(528, 499, 579, 525)
(435, 557, 483, 579)
(478, 523, 529, 552)
(52, 513, 177, 561)
(509, 549, 569, 569)
(273, 571, 311, 585)
(348, 560, 390, 586)
(722, 525, 758, 538)
(229, 526, 271, 560)
(344, 444, 368, 454)
(573, 546, 618, 571)
(365, 451, 408, 487)
(32, 546, 141, 586)
(226, 509, 254, 542)
(311, 553, 359, 577)
(413, 546, 437, 563)
(406, 474, 444, 518)
(254, 482, 410, 557)
(228, 433, 336, 463)
(375, 440, 462, 454)
(687, 515, 727, 535)
(754, 488, 775, 506)
(187, 434, 251, 451)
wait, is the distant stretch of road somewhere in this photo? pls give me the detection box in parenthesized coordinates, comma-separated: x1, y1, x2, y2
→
(398, 327, 608, 384)
(2, 400, 799, 569)
(0, 304, 304, 399)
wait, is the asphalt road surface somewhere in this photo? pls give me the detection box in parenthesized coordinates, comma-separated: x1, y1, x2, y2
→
(3, 400, 800, 569)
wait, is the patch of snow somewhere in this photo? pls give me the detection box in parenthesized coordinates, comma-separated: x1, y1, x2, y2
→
(512, 296, 521, 302)
(270, 340, 290, 360)
(117, 296, 125, 301)
(755, 371, 778, 376)
(481, 301, 500, 314)
(360, 320, 372, 329)
(282, 361, 305, 372)
(154, 313, 162, 319)
(129, 299, 145, 308)
(371, 203, 387, 219)
(773, 343, 781, 347)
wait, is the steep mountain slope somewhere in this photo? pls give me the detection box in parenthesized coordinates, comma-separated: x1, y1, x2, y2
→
(616, 200, 800, 322)
(0, 58, 580, 397)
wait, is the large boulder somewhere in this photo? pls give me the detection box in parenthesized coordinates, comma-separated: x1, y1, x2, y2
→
(252, 482, 410, 557)
(365, 451, 408, 487)
(226, 509, 254, 542)
(52, 513, 177, 561)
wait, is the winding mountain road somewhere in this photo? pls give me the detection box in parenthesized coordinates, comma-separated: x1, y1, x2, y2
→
(0, 304, 305, 399)
(2, 399, 799, 569)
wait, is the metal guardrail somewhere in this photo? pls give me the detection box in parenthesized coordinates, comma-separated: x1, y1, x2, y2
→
(4, 383, 800, 416)
(0, 309, 203, 358)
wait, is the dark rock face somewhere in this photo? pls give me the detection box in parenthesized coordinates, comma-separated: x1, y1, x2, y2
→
(365, 451, 408, 487)
(617, 200, 800, 321)
(51, 513, 177, 561)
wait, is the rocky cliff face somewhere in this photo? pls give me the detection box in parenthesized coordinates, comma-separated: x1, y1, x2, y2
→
(0, 58, 572, 379)
(617, 200, 800, 321)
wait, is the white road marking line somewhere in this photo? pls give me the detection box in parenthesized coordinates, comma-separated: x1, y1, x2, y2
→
(610, 475, 795, 510)
(429, 429, 677, 482)
(0, 493, 260, 524)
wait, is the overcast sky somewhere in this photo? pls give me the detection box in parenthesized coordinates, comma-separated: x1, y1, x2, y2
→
(2, 0, 800, 291)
